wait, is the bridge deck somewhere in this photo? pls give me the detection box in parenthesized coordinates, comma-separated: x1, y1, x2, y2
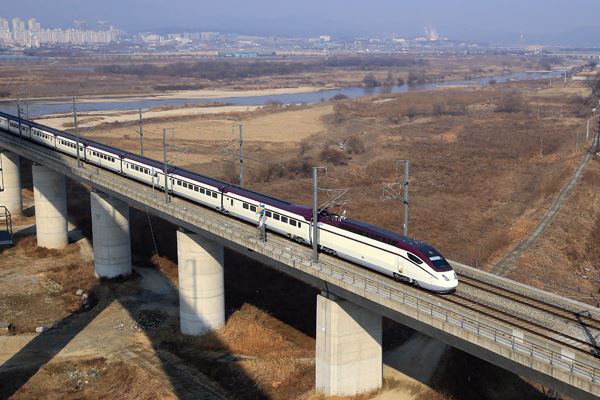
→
(1, 130, 600, 399)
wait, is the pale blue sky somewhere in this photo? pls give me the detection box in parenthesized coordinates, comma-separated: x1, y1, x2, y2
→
(3, 0, 600, 44)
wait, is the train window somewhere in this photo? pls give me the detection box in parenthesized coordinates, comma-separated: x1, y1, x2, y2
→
(212, 192, 217, 199)
(243, 203, 249, 210)
(290, 219, 297, 227)
(250, 205, 257, 212)
(265, 211, 272, 218)
(183, 182, 188, 188)
(273, 214, 280, 221)
(407, 253, 423, 265)
(194, 186, 199, 192)
(200, 188, 205, 194)
(281, 216, 288, 223)
(206, 190, 212, 196)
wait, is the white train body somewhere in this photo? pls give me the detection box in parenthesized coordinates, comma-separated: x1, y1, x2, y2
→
(0, 112, 458, 293)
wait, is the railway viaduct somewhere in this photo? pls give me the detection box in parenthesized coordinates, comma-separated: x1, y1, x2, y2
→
(1, 120, 600, 399)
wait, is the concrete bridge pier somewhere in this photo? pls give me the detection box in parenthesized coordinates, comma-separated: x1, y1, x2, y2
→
(90, 190, 132, 278)
(316, 292, 382, 396)
(32, 164, 68, 248)
(0, 149, 22, 216)
(177, 229, 225, 336)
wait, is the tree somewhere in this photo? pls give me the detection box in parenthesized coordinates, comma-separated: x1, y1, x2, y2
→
(362, 73, 380, 88)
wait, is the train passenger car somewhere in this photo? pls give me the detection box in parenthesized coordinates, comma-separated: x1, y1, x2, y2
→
(171, 168, 224, 210)
(0, 115, 8, 131)
(319, 217, 457, 292)
(85, 143, 125, 174)
(30, 126, 56, 148)
(223, 186, 312, 241)
(55, 135, 86, 158)
(7, 119, 20, 135)
(122, 154, 163, 188)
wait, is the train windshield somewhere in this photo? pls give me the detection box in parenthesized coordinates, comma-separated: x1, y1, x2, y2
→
(429, 256, 453, 272)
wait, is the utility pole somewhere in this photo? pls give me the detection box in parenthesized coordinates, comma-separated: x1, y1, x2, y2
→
(540, 138, 543, 158)
(382, 159, 410, 236)
(238, 124, 244, 187)
(576, 131, 579, 153)
(312, 166, 328, 263)
(587, 118, 590, 142)
(16, 96, 22, 137)
(402, 160, 409, 237)
(163, 128, 170, 203)
(312, 167, 319, 263)
(73, 96, 82, 167)
(138, 108, 144, 156)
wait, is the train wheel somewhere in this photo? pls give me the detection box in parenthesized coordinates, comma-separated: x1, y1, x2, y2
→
(393, 273, 402, 282)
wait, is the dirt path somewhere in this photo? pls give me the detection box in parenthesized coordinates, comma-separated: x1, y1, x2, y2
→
(492, 133, 599, 275)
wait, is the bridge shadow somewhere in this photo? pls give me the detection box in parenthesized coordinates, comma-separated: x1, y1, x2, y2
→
(0, 185, 273, 399)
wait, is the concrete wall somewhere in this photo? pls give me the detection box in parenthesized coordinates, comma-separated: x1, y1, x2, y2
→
(32, 164, 67, 248)
(316, 293, 382, 396)
(177, 229, 225, 336)
(90, 191, 131, 278)
(0, 150, 22, 216)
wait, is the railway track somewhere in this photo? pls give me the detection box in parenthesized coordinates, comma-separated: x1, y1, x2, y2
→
(458, 274, 600, 331)
(447, 276, 600, 356)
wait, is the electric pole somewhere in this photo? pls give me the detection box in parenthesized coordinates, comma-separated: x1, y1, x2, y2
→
(576, 131, 579, 153)
(163, 128, 170, 203)
(402, 160, 409, 236)
(540, 138, 543, 158)
(238, 124, 244, 187)
(16, 96, 22, 137)
(72, 96, 82, 168)
(587, 118, 590, 142)
(312, 166, 326, 263)
(382, 159, 410, 236)
(138, 108, 144, 156)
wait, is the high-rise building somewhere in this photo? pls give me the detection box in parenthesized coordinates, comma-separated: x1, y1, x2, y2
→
(28, 18, 40, 32)
(12, 17, 24, 32)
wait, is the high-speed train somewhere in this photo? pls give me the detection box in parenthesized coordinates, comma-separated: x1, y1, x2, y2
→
(0, 111, 458, 293)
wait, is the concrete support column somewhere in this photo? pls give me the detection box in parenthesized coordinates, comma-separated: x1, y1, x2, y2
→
(0, 150, 22, 216)
(316, 293, 382, 396)
(177, 229, 225, 336)
(32, 164, 68, 248)
(90, 191, 131, 278)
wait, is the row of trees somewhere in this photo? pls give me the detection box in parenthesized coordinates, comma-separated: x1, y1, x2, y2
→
(98, 56, 428, 82)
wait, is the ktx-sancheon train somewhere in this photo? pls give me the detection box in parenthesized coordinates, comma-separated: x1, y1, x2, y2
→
(0, 111, 458, 293)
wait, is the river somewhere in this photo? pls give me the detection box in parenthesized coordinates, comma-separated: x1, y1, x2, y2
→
(0, 70, 563, 118)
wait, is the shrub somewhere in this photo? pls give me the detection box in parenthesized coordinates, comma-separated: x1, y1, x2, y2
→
(222, 160, 240, 184)
(319, 147, 349, 165)
(362, 73, 380, 88)
(331, 93, 349, 101)
(495, 93, 529, 113)
(432, 102, 447, 115)
(346, 136, 365, 154)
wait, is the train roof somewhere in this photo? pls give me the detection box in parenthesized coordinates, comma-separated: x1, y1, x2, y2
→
(225, 185, 313, 220)
(336, 218, 444, 258)
(172, 167, 229, 190)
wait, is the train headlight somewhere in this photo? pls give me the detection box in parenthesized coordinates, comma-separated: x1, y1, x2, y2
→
(442, 275, 449, 281)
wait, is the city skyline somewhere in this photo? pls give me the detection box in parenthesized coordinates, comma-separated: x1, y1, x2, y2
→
(2, 0, 600, 45)
(0, 16, 120, 47)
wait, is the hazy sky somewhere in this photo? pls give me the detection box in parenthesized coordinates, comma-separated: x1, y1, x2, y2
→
(3, 0, 600, 43)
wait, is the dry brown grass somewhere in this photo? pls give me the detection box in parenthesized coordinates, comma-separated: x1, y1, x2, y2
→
(8, 357, 173, 400)
(152, 303, 314, 399)
(15, 235, 80, 258)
